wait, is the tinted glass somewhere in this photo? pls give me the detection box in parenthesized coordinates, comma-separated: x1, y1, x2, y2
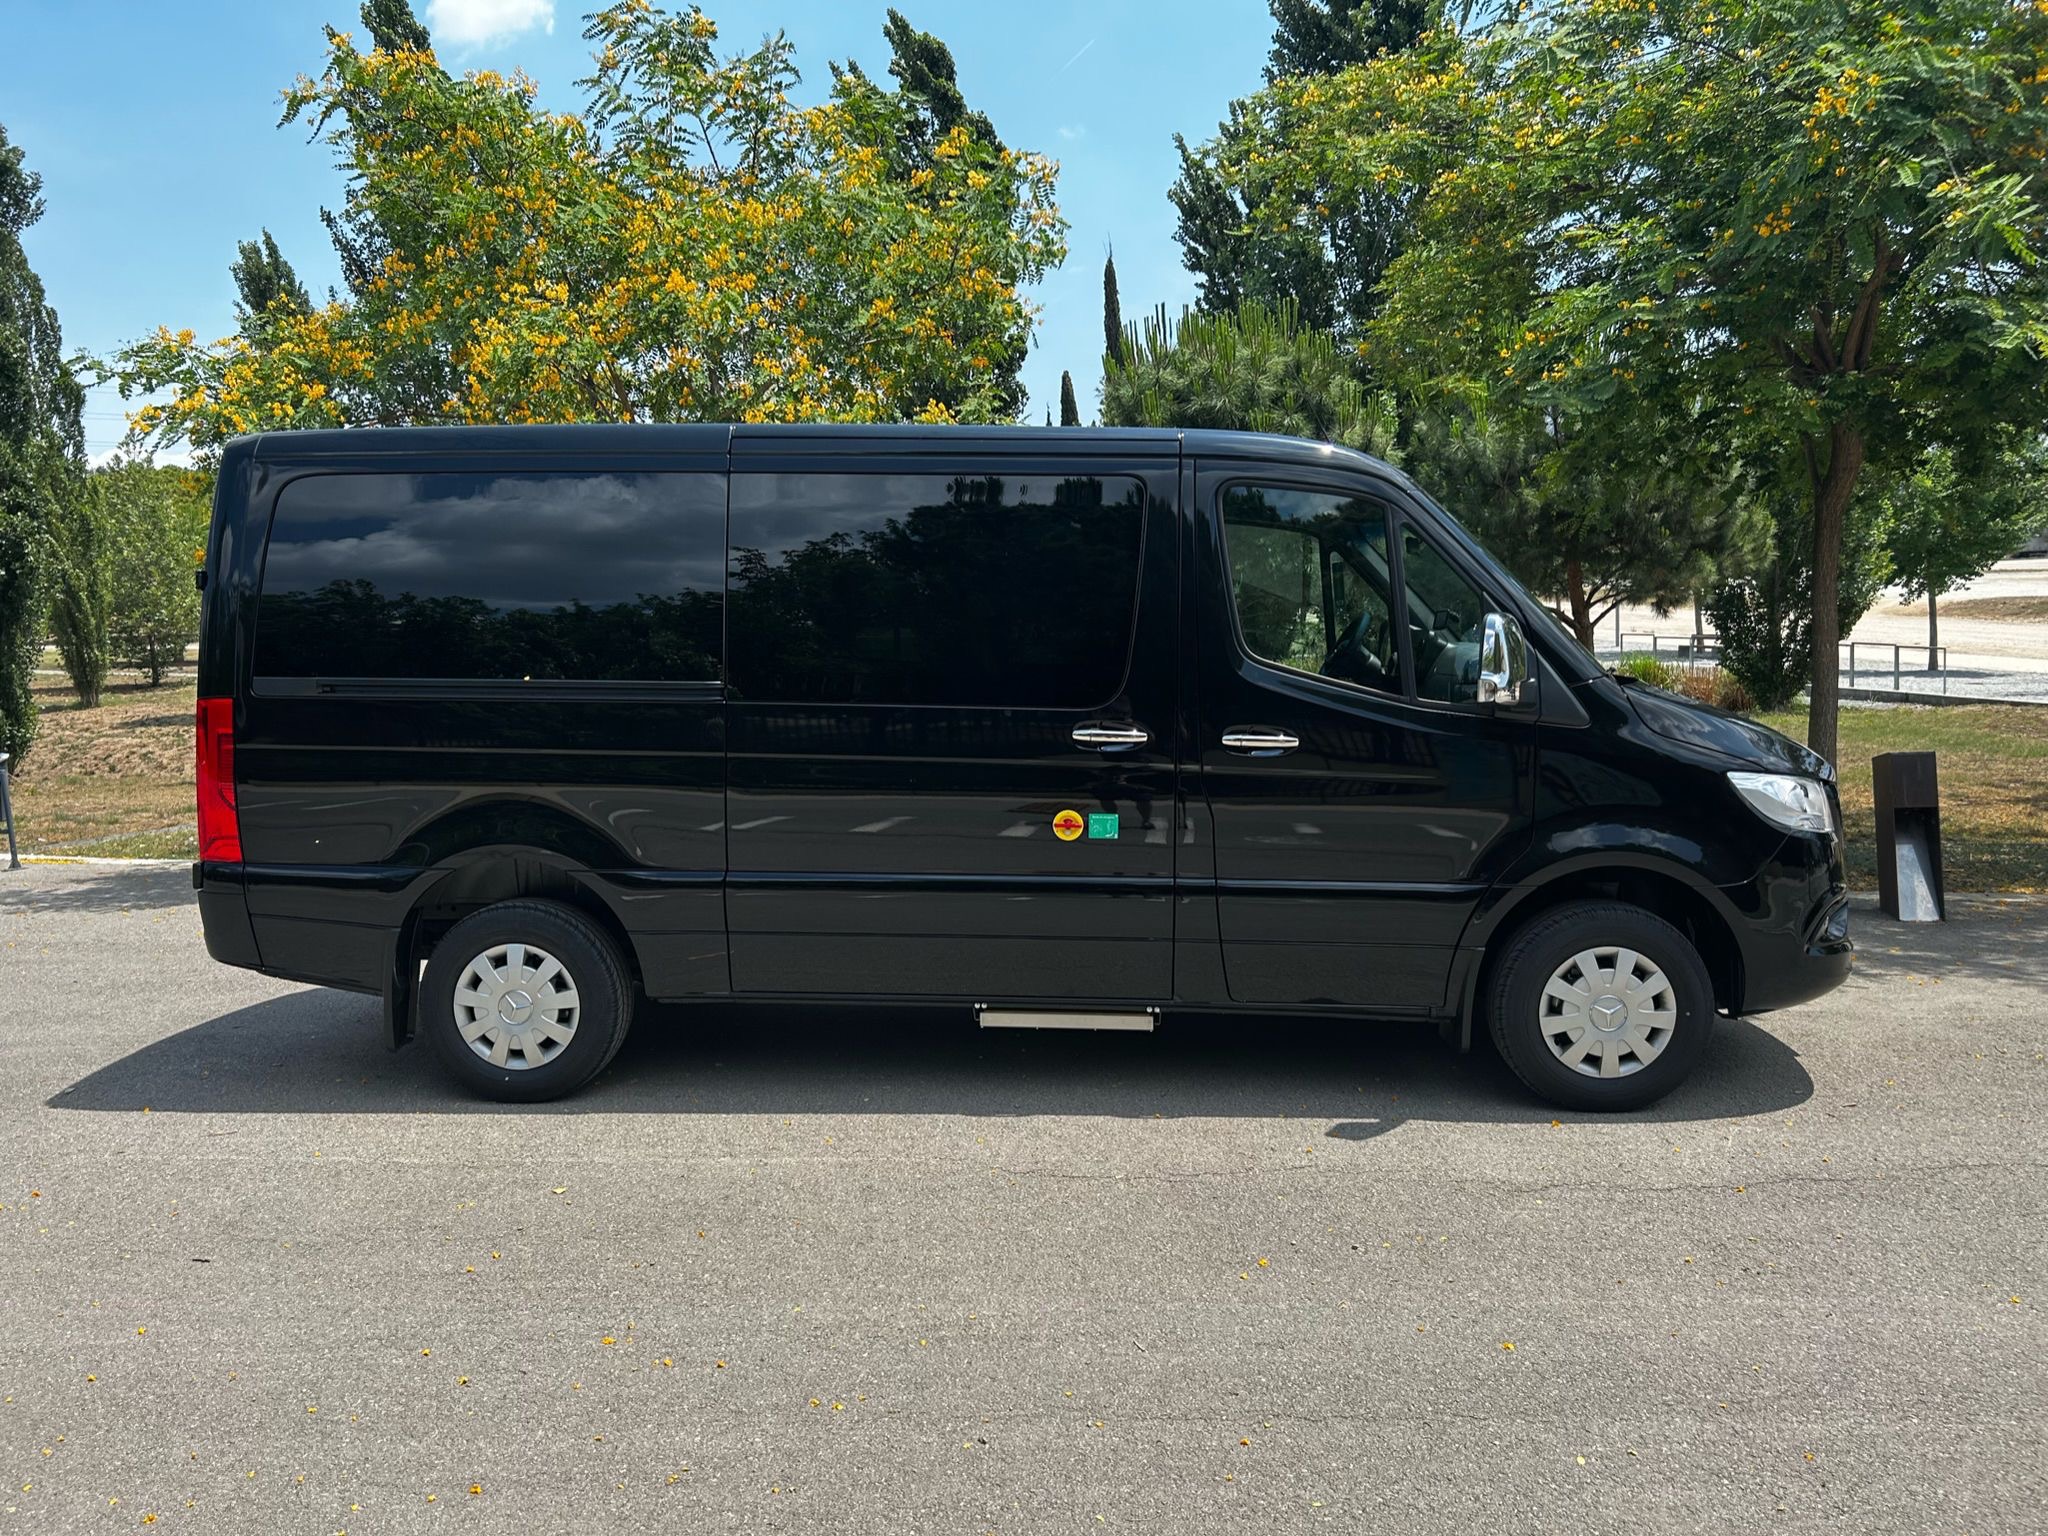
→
(1402, 523, 1491, 703)
(257, 472, 723, 682)
(727, 472, 1144, 707)
(1222, 485, 1398, 694)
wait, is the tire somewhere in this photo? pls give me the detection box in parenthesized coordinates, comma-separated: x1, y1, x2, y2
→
(1485, 900, 1715, 1112)
(422, 899, 634, 1103)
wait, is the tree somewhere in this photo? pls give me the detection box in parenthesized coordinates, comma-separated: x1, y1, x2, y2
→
(1708, 489, 1891, 711)
(1102, 247, 1124, 366)
(360, 0, 431, 52)
(114, 4, 1066, 452)
(1058, 370, 1080, 426)
(1403, 393, 1768, 649)
(0, 121, 85, 763)
(100, 459, 208, 685)
(1220, 0, 2048, 763)
(45, 483, 111, 708)
(231, 229, 312, 346)
(1878, 437, 2048, 667)
(1101, 298, 1398, 457)
(1268, 0, 1436, 78)
(1168, 1, 1433, 340)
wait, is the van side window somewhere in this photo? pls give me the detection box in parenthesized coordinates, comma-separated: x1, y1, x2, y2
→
(1401, 523, 1491, 704)
(1221, 485, 1398, 694)
(728, 472, 1144, 707)
(255, 472, 724, 684)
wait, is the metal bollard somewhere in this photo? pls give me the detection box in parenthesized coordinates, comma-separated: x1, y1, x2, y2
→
(0, 751, 18, 871)
(1872, 751, 1943, 921)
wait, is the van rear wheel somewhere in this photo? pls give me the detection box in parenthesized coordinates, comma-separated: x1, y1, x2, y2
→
(1485, 900, 1714, 1112)
(423, 899, 634, 1103)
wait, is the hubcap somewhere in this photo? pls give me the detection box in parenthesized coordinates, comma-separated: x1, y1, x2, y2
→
(1538, 945, 1676, 1080)
(453, 942, 579, 1071)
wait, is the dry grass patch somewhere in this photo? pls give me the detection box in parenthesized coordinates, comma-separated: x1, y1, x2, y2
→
(1883, 595, 2048, 622)
(1759, 704, 2048, 893)
(11, 672, 198, 856)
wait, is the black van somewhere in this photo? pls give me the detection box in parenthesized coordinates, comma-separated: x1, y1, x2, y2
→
(192, 425, 1850, 1110)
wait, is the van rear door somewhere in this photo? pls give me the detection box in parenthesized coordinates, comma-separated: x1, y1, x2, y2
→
(723, 430, 1180, 1000)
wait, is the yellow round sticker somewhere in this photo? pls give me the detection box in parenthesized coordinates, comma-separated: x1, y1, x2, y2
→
(1052, 808, 1086, 842)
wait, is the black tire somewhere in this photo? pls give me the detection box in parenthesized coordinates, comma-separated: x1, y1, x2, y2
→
(1485, 900, 1715, 1112)
(422, 899, 634, 1103)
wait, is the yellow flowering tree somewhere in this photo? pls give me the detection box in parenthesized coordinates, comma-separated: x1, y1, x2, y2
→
(110, 3, 1065, 452)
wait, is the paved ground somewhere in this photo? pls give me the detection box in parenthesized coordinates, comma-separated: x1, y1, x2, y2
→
(2, 864, 2043, 1535)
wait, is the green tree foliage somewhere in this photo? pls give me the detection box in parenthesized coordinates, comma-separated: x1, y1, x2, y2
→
(1059, 369, 1080, 426)
(1102, 248, 1124, 366)
(99, 459, 208, 685)
(1100, 298, 1398, 457)
(1404, 394, 1767, 648)
(837, 8, 1002, 161)
(1878, 436, 2048, 665)
(360, 0, 431, 52)
(46, 483, 112, 709)
(1169, 2, 1433, 340)
(0, 122, 85, 762)
(1218, 0, 2048, 762)
(114, 5, 1065, 454)
(1708, 493, 1891, 710)
(231, 229, 312, 347)
(325, 0, 445, 298)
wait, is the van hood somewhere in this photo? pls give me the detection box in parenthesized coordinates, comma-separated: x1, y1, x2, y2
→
(1618, 679, 1831, 778)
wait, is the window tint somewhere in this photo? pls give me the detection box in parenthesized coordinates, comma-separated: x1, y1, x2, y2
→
(1222, 485, 1398, 693)
(728, 472, 1144, 707)
(256, 472, 723, 682)
(1402, 523, 1491, 704)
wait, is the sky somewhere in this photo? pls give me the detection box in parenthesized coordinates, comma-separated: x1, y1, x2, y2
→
(0, 0, 1279, 459)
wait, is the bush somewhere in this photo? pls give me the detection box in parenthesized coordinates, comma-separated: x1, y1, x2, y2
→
(1707, 501, 1889, 711)
(1612, 653, 1680, 691)
(1672, 666, 1754, 713)
(0, 515, 42, 764)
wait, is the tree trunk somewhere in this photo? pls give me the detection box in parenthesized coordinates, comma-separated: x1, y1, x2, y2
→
(1926, 590, 1939, 672)
(1564, 559, 1596, 650)
(1805, 421, 1866, 767)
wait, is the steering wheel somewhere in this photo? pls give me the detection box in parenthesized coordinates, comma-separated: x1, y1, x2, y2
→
(1320, 609, 1390, 686)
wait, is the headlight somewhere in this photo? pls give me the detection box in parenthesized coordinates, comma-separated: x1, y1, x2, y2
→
(1727, 771, 1834, 835)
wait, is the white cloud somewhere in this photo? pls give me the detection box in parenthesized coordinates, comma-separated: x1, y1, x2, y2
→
(1057, 125, 1087, 142)
(425, 0, 555, 49)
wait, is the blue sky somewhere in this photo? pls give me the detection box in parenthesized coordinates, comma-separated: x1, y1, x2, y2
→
(1, 0, 1278, 457)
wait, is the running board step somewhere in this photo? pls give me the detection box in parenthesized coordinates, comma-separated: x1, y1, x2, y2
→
(976, 1007, 1157, 1032)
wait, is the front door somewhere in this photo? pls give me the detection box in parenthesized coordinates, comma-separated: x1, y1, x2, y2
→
(1193, 465, 1533, 1010)
(723, 439, 1180, 1000)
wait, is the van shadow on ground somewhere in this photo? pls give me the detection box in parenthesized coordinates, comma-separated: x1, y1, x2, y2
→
(49, 987, 1814, 1135)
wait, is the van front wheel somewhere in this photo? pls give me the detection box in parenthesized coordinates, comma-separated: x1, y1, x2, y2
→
(422, 899, 634, 1102)
(1485, 901, 1714, 1112)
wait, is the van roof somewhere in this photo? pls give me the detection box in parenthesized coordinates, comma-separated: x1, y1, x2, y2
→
(236, 422, 1403, 478)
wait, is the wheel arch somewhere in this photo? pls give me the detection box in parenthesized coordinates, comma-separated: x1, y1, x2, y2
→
(1453, 856, 1745, 1050)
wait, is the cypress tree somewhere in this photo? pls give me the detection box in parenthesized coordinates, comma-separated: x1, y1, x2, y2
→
(1059, 371, 1081, 427)
(1102, 249, 1124, 367)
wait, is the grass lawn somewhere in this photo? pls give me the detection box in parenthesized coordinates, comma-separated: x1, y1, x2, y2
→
(8, 670, 2042, 891)
(1758, 704, 2048, 893)
(10, 669, 198, 859)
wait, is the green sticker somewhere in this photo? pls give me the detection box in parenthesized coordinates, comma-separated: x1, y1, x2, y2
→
(1087, 812, 1120, 840)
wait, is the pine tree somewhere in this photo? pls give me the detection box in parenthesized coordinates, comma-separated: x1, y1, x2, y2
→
(1059, 371, 1081, 427)
(231, 230, 312, 343)
(1102, 249, 1124, 367)
(0, 121, 85, 761)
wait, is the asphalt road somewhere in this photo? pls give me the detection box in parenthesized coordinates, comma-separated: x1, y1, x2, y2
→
(2, 863, 2043, 1535)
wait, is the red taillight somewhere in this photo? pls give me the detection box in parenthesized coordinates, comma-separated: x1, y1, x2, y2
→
(196, 696, 242, 862)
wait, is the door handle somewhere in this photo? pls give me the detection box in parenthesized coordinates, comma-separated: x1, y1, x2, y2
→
(1071, 723, 1150, 751)
(1220, 729, 1300, 756)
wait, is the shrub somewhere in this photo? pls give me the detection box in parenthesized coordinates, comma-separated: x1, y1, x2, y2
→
(1671, 666, 1754, 713)
(1612, 653, 1679, 691)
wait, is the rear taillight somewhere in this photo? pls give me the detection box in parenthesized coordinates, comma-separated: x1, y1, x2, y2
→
(195, 696, 242, 862)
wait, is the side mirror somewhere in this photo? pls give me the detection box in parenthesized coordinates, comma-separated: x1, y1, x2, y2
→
(1477, 611, 1530, 704)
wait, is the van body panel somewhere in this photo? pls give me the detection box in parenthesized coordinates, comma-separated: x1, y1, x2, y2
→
(722, 440, 1180, 999)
